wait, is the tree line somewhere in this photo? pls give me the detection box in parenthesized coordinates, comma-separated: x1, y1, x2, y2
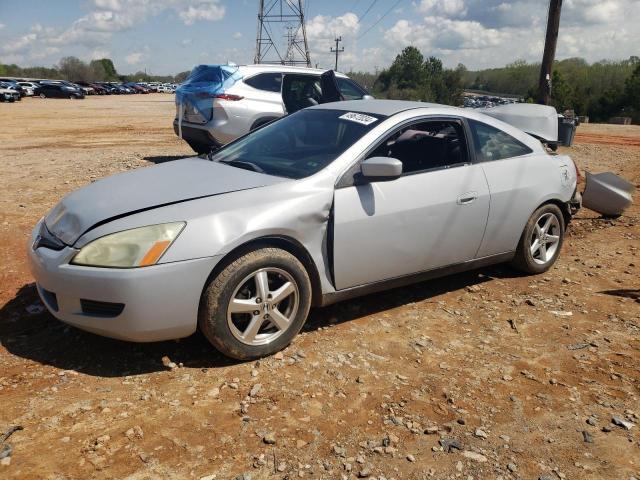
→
(2, 49, 638, 123)
(465, 56, 639, 122)
(0, 56, 180, 84)
(347, 48, 639, 123)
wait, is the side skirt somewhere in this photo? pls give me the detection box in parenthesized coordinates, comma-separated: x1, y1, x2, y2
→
(319, 252, 515, 307)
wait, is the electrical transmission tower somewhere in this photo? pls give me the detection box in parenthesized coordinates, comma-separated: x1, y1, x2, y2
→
(254, 0, 311, 67)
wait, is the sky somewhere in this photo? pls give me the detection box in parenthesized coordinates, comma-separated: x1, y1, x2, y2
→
(0, 0, 639, 75)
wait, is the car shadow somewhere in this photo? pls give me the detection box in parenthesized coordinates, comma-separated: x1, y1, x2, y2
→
(599, 288, 639, 300)
(143, 154, 194, 164)
(0, 283, 236, 378)
(303, 264, 519, 332)
(0, 265, 519, 378)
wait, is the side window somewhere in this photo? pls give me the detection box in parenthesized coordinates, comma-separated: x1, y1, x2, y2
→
(367, 120, 469, 175)
(244, 73, 282, 92)
(282, 75, 321, 113)
(468, 119, 532, 161)
(336, 78, 367, 100)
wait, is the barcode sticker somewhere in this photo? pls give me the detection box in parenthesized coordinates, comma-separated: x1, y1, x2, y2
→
(339, 112, 378, 125)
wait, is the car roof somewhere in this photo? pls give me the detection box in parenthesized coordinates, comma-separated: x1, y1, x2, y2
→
(310, 99, 454, 116)
(237, 64, 349, 78)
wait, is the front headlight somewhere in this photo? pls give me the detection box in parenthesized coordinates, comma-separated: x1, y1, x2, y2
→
(71, 222, 185, 268)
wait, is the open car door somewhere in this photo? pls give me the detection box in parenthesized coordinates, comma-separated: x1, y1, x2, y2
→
(319, 70, 344, 103)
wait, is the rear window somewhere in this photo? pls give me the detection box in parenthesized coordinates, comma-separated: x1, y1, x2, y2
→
(186, 65, 224, 83)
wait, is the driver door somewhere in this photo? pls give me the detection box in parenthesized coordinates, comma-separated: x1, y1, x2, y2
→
(332, 118, 490, 290)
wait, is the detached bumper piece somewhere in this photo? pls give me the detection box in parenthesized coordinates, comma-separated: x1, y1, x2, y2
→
(582, 171, 635, 218)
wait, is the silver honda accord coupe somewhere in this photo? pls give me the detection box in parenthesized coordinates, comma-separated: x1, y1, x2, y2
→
(28, 100, 580, 360)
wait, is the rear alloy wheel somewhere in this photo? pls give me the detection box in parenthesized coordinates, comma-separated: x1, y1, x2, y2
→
(199, 248, 312, 360)
(39, 93, 46, 99)
(512, 204, 565, 274)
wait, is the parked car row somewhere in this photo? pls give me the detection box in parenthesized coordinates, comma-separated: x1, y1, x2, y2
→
(0, 78, 179, 102)
(463, 95, 521, 109)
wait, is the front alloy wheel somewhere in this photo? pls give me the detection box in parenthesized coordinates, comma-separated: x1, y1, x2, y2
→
(227, 268, 299, 346)
(199, 247, 312, 360)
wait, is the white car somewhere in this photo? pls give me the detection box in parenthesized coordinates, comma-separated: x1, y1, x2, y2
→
(174, 64, 369, 154)
(158, 85, 174, 93)
(18, 81, 38, 96)
(28, 100, 580, 360)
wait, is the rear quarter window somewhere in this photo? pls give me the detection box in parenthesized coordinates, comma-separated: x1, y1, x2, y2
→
(468, 119, 533, 161)
(244, 73, 283, 92)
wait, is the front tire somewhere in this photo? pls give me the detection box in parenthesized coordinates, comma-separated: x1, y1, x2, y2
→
(199, 248, 312, 360)
(511, 204, 565, 274)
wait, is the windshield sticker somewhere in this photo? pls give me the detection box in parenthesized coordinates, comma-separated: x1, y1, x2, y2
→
(339, 112, 378, 126)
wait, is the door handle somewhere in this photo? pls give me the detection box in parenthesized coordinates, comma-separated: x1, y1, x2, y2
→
(457, 192, 478, 205)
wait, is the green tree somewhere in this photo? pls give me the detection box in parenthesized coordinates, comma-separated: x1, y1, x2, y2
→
(550, 70, 574, 112)
(91, 58, 118, 80)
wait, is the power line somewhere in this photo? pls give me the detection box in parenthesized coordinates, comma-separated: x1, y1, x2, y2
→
(359, 0, 379, 22)
(357, 0, 403, 39)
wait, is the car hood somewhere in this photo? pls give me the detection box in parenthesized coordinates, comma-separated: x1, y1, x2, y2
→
(45, 158, 285, 245)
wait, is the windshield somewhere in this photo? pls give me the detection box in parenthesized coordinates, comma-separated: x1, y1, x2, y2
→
(209, 109, 385, 179)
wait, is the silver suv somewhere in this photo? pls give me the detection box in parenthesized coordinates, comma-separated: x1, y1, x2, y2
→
(173, 64, 370, 154)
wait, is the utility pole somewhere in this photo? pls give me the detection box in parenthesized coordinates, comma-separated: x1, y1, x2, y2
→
(330, 36, 344, 71)
(254, 0, 311, 67)
(538, 0, 563, 105)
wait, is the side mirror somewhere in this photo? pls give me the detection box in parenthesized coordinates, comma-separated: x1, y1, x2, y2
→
(361, 157, 402, 181)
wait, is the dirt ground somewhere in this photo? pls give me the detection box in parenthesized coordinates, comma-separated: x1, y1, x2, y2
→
(0, 94, 638, 480)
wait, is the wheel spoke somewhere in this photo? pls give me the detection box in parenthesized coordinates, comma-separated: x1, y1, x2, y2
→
(270, 308, 291, 331)
(230, 298, 257, 314)
(541, 215, 553, 234)
(534, 223, 543, 237)
(539, 242, 548, 261)
(242, 315, 264, 342)
(255, 271, 270, 301)
(530, 238, 541, 256)
(546, 234, 560, 245)
(270, 281, 294, 304)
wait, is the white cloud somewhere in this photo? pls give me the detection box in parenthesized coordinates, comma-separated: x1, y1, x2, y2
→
(125, 52, 143, 64)
(181, 38, 193, 46)
(417, 0, 467, 17)
(306, 12, 361, 69)
(0, 23, 5, 30)
(3, 33, 37, 52)
(232, 32, 242, 39)
(306, 12, 360, 39)
(179, 3, 226, 25)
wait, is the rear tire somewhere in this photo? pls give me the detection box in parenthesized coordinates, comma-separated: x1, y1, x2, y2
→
(511, 204, 565, 274)
(199, 248, 312, 360)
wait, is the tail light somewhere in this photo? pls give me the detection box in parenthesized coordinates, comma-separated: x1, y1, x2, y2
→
(571, 158, 583, 184)
(194, 92, 244, 101)
(214, 93, 243, 101)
